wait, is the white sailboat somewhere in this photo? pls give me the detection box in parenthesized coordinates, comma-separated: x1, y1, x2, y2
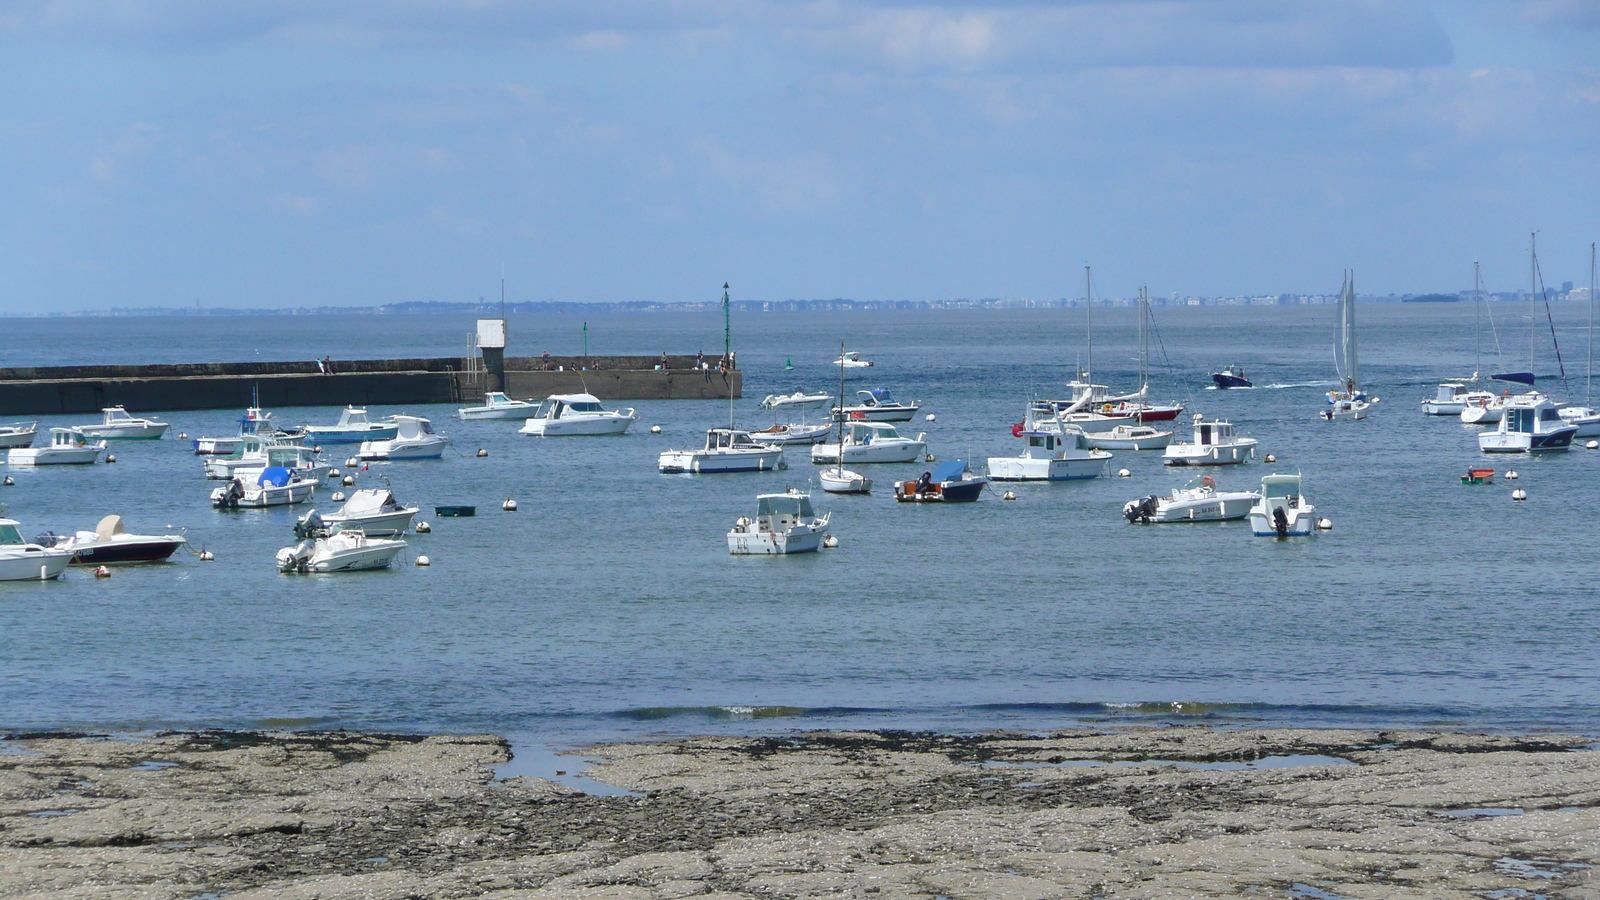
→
(1422, 263, 1497, 415)
(818, 342, 872, 494)
(1321, 270, 1375, 420)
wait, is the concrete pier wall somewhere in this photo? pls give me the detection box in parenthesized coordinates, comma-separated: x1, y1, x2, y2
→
(0, 356, 740, 416)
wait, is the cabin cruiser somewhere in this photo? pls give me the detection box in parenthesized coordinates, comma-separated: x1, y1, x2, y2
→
(38, 515, 187, 564)
(1557, 404, 1600, 438)
(7, 428, 107, 466)
(204, 434, 328, 482)
(895, 460, 988, 502)
(458, 392, 540, 420)
(212, 467, 318, 508)
(659, 429, 785, 474)
(1212, 366, 1252, 389)
(1078, 424, 1174, 451)
(1422, 382, 1496, 416)
(0, 516, 73, 581)
(727, 490, 831, 555)
(303, 407, 398, 444)
(359, 415, 449, 460)
(0, 423, 38, 450)
(76, 406, 169, 440)
(810, 421, 927, 465)
(192, 395, 279, 454)
(321, 488, 419, 536)
(988, 430, 1110, 481)
(518, 394, 636, 436)
(1123, 475, 1260, 524)
(760, 391, 833, 410)
(277, 511, 405, 573)
(1248, 473, 1318, 537)
(1478, 394, 1578, 452)
(1161, 415, 1258, 466)
(833, 389, 921, 422)
(834, 351, 873, 368)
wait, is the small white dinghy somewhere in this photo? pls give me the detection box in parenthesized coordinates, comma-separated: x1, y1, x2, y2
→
(321, 488, 419, 536)
(76, 406, 170, 440)
(0, 515, 74, 581)
(1123, 475, 1260, 523)
(277, 511, 406, 573)
(833, 351, 873, 368)
(1248, 473, 1318, 537)
(819, 468, 872, 494)
(7, 428, 107, 466)
(727, 490, 831, 555)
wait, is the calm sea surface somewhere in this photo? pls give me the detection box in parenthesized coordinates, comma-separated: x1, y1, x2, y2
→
(2, 304, 1599, 751)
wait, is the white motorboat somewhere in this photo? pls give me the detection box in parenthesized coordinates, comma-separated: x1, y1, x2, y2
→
(760, 391, 833, 410)
(41, 515, 187, 565)
(727, 490, 831, 555)
(833, 389, 921, 422)
(359, 415, 450, 460)
(1124, 475, 1260, 523)
(518, 394, 636, 436)
(458, 392, 540, 420)
(1161, 415, 1258, 467)
(321, 488, 419, 536)
(818, 468, 872, 494)
(0, 516, 74, 581)
(1478, 393, 1579, 452)
(1559, 245, 1600, 438)
(277, 512, 405, 573)
(1422, 382, 1496, 416)
(192, 435, 244, 456)
(0, 423, 38, 450)
(1249, 473, 1318, 537)
(76, 406, 170, 440)
(303, 407, 399, 444)
(745, 421, 834, 445)
(834, 351, 873, 368)
(193, 391, 279, 454)
(988, 430, 1110, 481)
(1320, 271, 1375, 420)
(1023, 398, 1135, 435)
(1558, 405, 1600, 438)
(659, 429, 785, 474)
(1078, 424, 1174, 451)
(751, 388, 833, 444)
(205, 434, 328, 482)
(212, 467, 318, 508)
(7, 428, 107, 466)
(1460, 394, 1508, 424)
(810, 421, 927, 465)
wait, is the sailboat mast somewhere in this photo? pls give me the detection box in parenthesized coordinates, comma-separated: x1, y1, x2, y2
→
(1589, 242, 1596, 405)
(1530, 232, 1538, 376)
(1084, 266, 1093, 384)
(723, 283, 733, 430)
(1346, 270, 1359, 389)
(835, 341, 846, 477)
(1138, 286, 1149, 391)
(1474, 261, 1482, 378)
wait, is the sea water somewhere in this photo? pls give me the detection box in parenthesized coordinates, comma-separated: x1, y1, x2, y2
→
(1, 303, 1598, 750)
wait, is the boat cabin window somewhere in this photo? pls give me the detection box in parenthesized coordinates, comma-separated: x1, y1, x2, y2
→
(1508, 409, 1533, 432)
(418, 420, 436, 434)
(1539, 408, 1561, 422)
(0, 524, 25, 545)
(537, 400, 562, 418)
(1263, 481, 1298, 499)
(757, 496, 814, 519)
(569, 401, 604, 412)
(1199, 425, 1211, 444)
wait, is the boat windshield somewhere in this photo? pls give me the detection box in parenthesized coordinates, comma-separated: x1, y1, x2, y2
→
(569, 401, 605, 413)
(1262, 479, 1299, 499)
(757, 495, 814, 519)
(418, 420, 436, 434)
(537, 400, 560, 418)
(0, 524, 24, 545)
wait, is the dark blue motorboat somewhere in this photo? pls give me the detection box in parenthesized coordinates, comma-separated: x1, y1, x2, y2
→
(1211, 365, 1252, 389)
(895, 460, 987, 502)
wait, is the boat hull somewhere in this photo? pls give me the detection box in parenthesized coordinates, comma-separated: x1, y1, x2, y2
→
(1421, 401, 1465, 415)
(322, 509, 418, 537)
(68, 536, 186, 565)
(1161, 439, 1257, 467)
(519, 416, 635, 436)
(659, 448, 785, 474)
(303, 426, 398, 444)
(213, 480, 317, 508)
(895, 477, 988, 502)
(0, 429, 38, 450)
(1128, 492, 1259, 523)
(78, 424, 168, 440)
(1212, 374, 1252, 389)
(810, 441, 926, 465)
(458, 405, 538, 420)
(359, 438, 449, 460)
(1479, 428, 1577, 452)
(818, 470, 872, 493)
(1460, 405, 1502, 424)
(727, 525, 825, 555)
(835, 407, 919, 423)
(987, 453, 1109, 481)
(1249, 508, 1317, 536)
(0, 549, 73, 581)
(7, 447, 104, 465)
(1080, 428, 1173, 451)
(192, 437, 244, 455)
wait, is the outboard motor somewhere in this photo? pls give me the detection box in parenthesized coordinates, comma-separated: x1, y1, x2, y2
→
(293, 510, 327, 540)
(214, 478, 245, 509)
(1123, 497, 1158, 524)
(1272, 506, 1290, 537)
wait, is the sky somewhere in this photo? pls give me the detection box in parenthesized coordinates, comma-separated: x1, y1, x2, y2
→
(1, 0, 1598, 312)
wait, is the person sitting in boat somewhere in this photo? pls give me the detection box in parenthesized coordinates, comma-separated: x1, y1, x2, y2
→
(915, 471, 933, 494)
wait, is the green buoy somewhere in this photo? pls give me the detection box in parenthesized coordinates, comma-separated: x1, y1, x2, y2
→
(784, 356, 794, 371)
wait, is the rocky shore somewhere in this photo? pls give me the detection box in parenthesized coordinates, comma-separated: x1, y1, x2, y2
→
(2, 727, 1597, 899)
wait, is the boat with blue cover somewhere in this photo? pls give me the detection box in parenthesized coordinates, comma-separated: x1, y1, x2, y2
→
(211, 466, 318, 509)
(895, 460, 988, 502)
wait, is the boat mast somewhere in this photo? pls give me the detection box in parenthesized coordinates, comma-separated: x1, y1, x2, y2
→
(1529, 232, 1538, 378)
(723, 283, 733, 430)
(1474, 261, 1481, 380)
(835, 341, 846, 478)
(1590, 242, 1597, 406)
(1084, 266, 1093, 384)
(1137, 285, 1149, 393)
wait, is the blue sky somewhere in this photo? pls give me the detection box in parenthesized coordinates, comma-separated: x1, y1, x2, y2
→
(2, 1, 1597, 311)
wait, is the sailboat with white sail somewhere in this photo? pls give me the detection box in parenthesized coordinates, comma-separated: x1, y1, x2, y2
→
(1321, 270, 1375, 420)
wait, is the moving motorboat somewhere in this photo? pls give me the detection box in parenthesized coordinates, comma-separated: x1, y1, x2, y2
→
(7, 428, 107, 466)
(76, 406, 170, 440)
(458, 392, 540, 420)
(39, 515, 187, 564)
(359, 415, 449, 460)
(519, 394, 636, 436)
(0, 516, 73, 581)
(212, 466, 318, 508)
(0, 423, 38, 450)
(1123, 475, 1260, 523)
(1478, 393, 1579, 452)
(834, 351, 873, 368)
(277, 511, 406, 573)
(988, 430, 1111, 481)
(321, 488, 419, 536)
(810, 421, 927, 465)
(1078, 424, 1174, 451)
(895, 460, 988, 502)
(1162, 415, 1258, 466)
(833, 389, 921, 422)
(1321, 271, 1375, 420)
(1212, 365, 1252, 389)
(1249, 473, 1318, 537)
(1423, 381, 1496, 416)
(727, 490, 831, 555)
(303, 407, 398, 444)
(659, 429, 785, 474)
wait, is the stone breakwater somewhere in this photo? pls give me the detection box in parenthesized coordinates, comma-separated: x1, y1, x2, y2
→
(1, 727, 1597, 899)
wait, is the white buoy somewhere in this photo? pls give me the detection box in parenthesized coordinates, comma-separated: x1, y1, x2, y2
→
(1316, 517, 1333, 531)
(313, 445, 322, 453)
(822, 534, 839, 549)
(342, 475, 355, 486)
(94, 566, 111, 578)
(345, 457, 359, 467)
(415, 522, 431, 534)
(178, 432, 188, 440)
(476, 448, 488, 457)
(330, 491, 346, 502)
(1512, 488, 1528, 501)
(1002, 490, 1017, 501)
(105, 454, 116, 463)
(1506, 470, 1520, 480)
(416, 555, 431, 567)
(1117, 468, 1131, 478)
(199, 550, 214, 561)
(925, 454, 936, 462)
(2, 475, 12, 486)
(649, 425, 662, 434)
(1588, 440, 1598, 450)
(329, 468, 341, 477)
(925, 414, 936, 422)
(1264, 454, 1277, 463)
(503, 499, 518, 511)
